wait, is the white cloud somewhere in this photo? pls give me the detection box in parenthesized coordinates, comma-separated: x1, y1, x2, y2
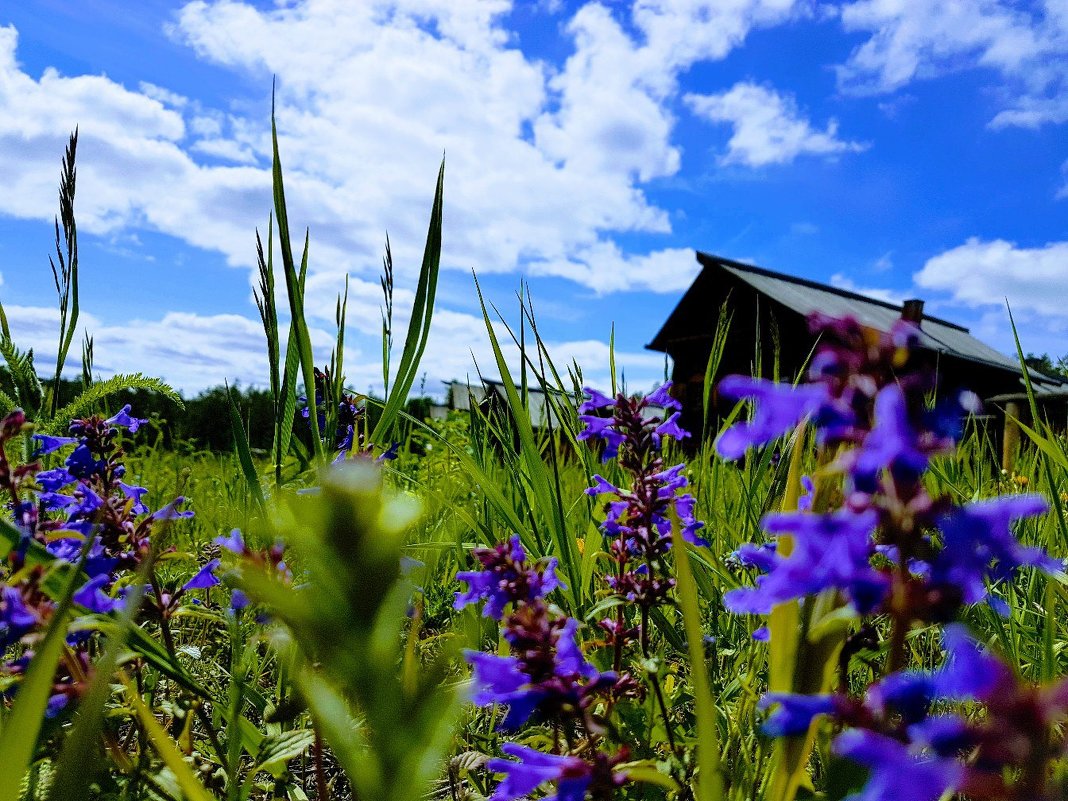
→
(2, 297, 663, 401)
(685, 82, 868, 167)
(829, 272, 905, 305)
(836, 0, 1068, 128)
(0, 1, 809, 393)
(527, 245, 699, 295)
(871, 251, 893, 272)
(915, 238, 1068, 319)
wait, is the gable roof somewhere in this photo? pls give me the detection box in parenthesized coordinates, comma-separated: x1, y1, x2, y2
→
(649, 252, 1066, 390)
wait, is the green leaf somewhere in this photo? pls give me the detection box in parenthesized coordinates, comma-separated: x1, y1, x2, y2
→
(371, 158, 443, 445)
(48, 579, 150, 801)
(43, 373, 183, 432)
(253, 730, 316, 778)
(471, 276, 582, 612)
(122, 674, 217, 801)
(0, 543, 91, 801)
(272, 101, 324, 461)
(226, 382, 266, 512)
(671, 509, 723, 801)
(276, 239, 308, 483)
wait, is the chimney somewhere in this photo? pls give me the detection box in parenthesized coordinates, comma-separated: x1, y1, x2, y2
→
(902, 298, 925, 325)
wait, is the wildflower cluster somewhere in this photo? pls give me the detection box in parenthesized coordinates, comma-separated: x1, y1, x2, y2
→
(457, 535, 628, 801)
(717, 314, 1064, 799)
(301, 365, 399, 462)
(0, 405, 199, 716)
(580, 382, 705, 663)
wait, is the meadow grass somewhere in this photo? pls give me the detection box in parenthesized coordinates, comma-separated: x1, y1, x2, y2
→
(0, 126, 1065, 801)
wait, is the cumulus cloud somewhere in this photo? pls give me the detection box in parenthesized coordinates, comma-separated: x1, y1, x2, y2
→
(829, 272, 905, 305)
(836, 0, 1068, 128)
(527, 245, 699, 295)
(0, 0, 816, 393)
(915, 238, 1068, 319)
(685, 82, 868, 167)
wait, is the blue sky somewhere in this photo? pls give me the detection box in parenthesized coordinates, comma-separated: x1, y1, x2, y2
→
(0, 0, 1066, 396)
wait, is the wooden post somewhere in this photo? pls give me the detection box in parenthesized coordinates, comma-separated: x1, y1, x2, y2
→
(1003, 400, 1022, 473)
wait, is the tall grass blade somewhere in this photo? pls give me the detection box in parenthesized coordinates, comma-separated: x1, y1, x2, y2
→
(672, 512, 723, 801)
(121, 674, 216, 801)
(371, 158, 444, 444)
(226, 381, 266, 511)
(0, 545, 91, 801)
(472, 277, 582, 611)
(276, 237, 309, 483)
(48, 579, 149, 801)
(271, 99, 324, 461)
(1006, 302, 1068, 681)
(767, 423, 813, 801)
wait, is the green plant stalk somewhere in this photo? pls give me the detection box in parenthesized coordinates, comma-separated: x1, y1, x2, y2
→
(371, 159, 444, 445)
(271, 103, 324, 461)
(50, 130, 80, 420)
(672, 510, 723, 801)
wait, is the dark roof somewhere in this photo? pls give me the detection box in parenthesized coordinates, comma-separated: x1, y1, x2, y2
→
(648, 252, 1066, 390)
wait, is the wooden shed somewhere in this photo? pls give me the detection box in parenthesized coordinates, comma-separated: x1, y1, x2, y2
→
(646, 252, 1068, 465)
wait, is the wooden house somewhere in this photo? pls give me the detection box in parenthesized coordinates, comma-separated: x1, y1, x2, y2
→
(646, 252, 1068, 467)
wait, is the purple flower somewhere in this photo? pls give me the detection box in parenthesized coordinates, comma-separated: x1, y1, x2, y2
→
(932, 494, 1056, 605)
(552, 618, 600, 682)
(652, 463, 688, 494)
(867, 671, 935, 725)
(183, 559, 221, 591)
(106, 404, 148, 433)
(37, 467, 77, 492)
(1, 587, 38, 647)
(851, 385, 929, 492)
(31, 434, 78, 456)
(759, 693, 839, 737)
(215, 529, 246, 554)
(654, 411, 690, 441)
(454, 535, 560, 620)
(487, 743, 591, 801)
(585, 475, 620, 497)
(230, 589, 249, 611)
(577, 414, 626, 461)
(465, 651, 546, 729)
(38, 491, 77, 512)
(118, 482, 149, 514)
(730, 542, 778, 572)
(71, 484, 105, 518)
(66, 444, 106, 479)
(73, 575, 122, 614)
(930, 624, 1015, 703)
(644, 381, 682, 412)
(579, 387, 616, 413)
(151, 497, 194, 520)
(46, 693, 71, 718)
(832, 729, 962, 801)
(716, 377, 830, 460)
(798, 475, 815, 511)
(907, 716, 974, 758)
(376, 441, 401, 462)
(725, 509, 887, 615)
